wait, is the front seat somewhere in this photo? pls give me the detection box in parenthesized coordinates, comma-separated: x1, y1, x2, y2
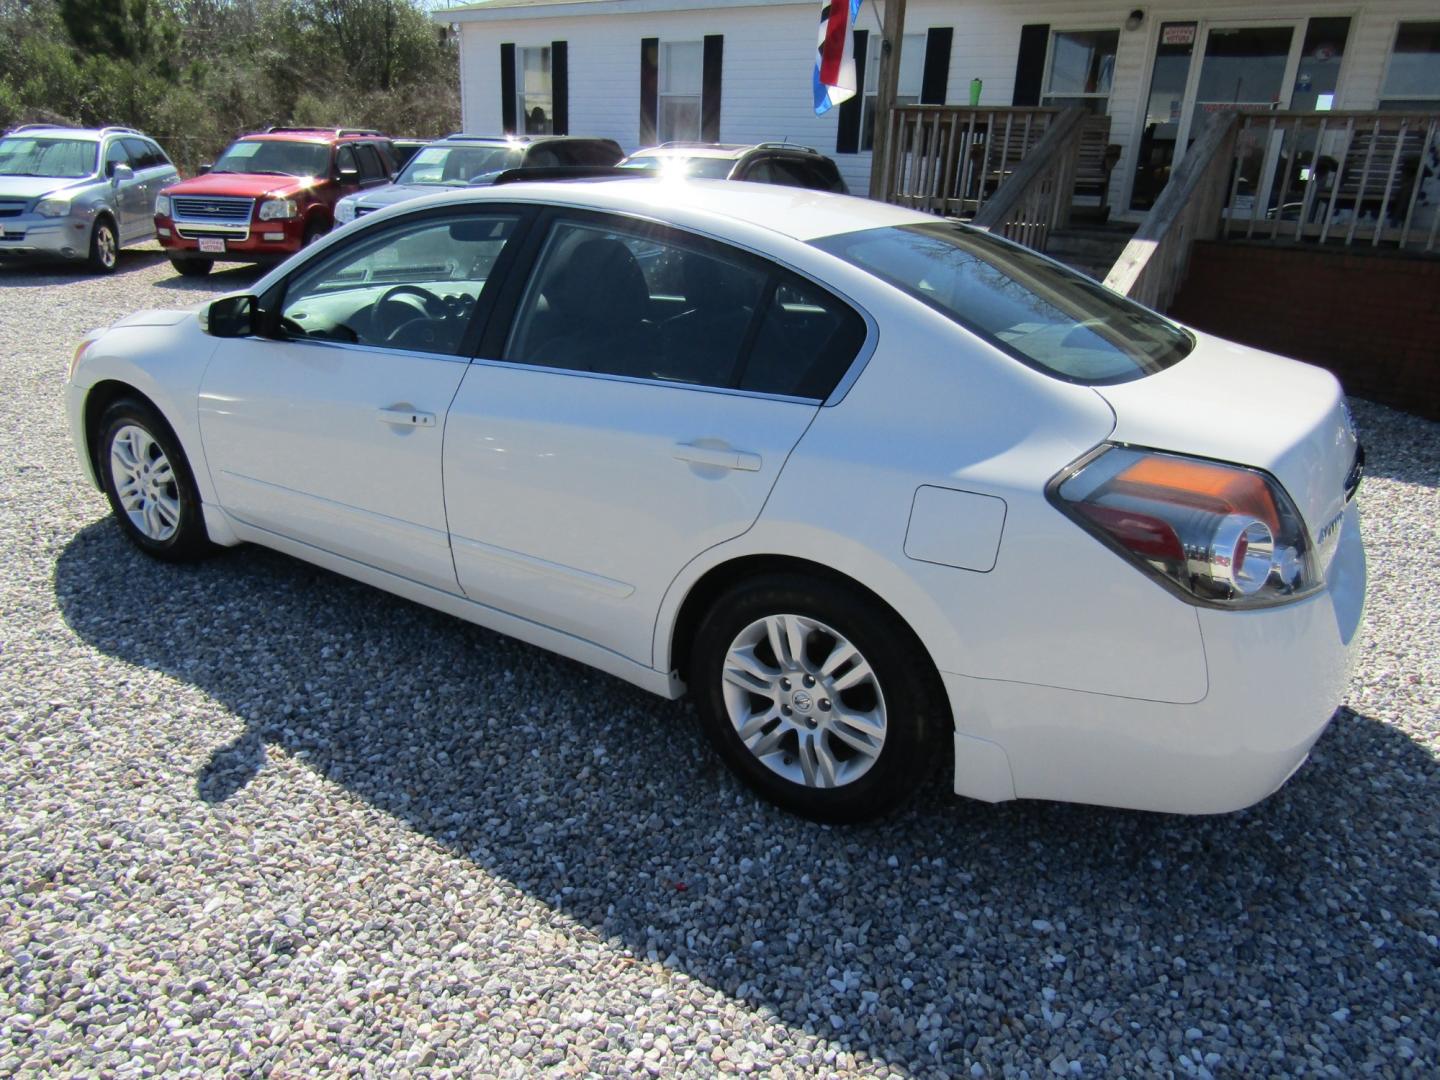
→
(528, 237, 655, 374)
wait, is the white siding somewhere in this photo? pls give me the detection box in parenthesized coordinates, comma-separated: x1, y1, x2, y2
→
(452, 0, 1438, 213)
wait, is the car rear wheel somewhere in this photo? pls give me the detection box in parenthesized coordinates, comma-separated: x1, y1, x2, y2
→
(170, 256, 213, 278)
(96, 398, 213, 562)
(88, 218, 118, 274)
(692, 574, 944, 822)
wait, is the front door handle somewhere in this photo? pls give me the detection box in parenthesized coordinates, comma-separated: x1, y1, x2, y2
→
(376, 406, 436, 428)
(673, 441, 762, 472)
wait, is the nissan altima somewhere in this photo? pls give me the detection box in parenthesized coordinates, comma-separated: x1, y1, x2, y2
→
(65, 179, 1366, 821)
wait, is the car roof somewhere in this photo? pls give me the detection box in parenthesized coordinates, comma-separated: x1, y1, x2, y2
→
(414, 177, 928, 242)
(4, 126, 112, 141)
(627, 142, 828, 162)
(241, 130, 387, 145)
(440, 134, 616, 147)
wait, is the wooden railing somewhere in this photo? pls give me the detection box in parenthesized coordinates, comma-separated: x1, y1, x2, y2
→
(1105, 113, 1239, 312)
(1219, 109, 1440, 253)
(971, 107, 1086, 250)
(877, 105, 1065, 219)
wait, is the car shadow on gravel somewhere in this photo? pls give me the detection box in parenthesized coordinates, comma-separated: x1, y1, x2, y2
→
(0, 248, 169, 286)
(53, 519, 1439, 1075)
(150, 263, 267, 293)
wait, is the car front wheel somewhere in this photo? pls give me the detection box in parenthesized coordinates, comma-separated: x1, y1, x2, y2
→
(170, 256, 213, 278)
(692, 575, 944, 822)
(88, 217, 118, 274)
(96, 398, 212, 561)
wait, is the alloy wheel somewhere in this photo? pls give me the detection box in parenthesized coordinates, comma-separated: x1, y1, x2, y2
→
(96, 224, 117, 269)
(720, 613, 887, 789)
(109, 424, 181, 541)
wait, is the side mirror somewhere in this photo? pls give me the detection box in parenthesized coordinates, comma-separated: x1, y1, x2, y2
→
(200, 294, 257, 338)
(338, 166, 360, 183)
(197, 163, 212, 175)
(110, 163, 134, 184)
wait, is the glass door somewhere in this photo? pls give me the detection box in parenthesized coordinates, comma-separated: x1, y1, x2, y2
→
(1183, 25, 1300, 217)
(1130, 21, 1304, 211)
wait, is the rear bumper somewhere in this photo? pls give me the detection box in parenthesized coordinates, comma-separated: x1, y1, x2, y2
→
(946, 501, 1366, 814)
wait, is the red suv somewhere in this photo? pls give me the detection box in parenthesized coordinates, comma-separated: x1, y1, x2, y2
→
(154, 127, 397, 277)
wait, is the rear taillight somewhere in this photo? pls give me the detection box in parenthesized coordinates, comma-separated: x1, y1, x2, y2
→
(1052, 446, 1319, 608)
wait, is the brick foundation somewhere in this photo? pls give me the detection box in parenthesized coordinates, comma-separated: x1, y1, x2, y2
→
(1169, 242, 1440, 421)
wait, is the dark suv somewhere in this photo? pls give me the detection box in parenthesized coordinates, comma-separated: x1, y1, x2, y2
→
(335, 134, 624, 224)
(617, 142, 848, 193)
(154, 127, 398, 276)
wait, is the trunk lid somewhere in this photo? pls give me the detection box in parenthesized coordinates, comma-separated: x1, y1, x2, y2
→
(1095, 332, 1359, 574)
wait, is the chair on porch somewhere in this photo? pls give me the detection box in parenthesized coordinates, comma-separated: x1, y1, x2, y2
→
(1331, 127, 1425, 226)
(1072, 115, 1120, 220)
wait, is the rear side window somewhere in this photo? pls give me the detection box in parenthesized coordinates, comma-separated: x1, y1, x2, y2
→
(503, 217, 865, 399)
(123, 138, 160, 168)
(812, 222, 1193, 384)
(540, 141, 620, 167)
(354, 143, 387, 181)
(742, 277, 867, 398)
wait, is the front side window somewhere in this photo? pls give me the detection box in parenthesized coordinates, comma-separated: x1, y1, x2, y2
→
(1381, 21, 1440, 108)
(1044, 29, 1119, 114)
(518, 46, 554, 133)
(861, 32, 926, 151)
(812, 222, 1192, 384)
(212, 139, 331, 178)
(279, 213, 519, 355)
(104, 140, 132, 176)
(504, 218, 865, 399)
(660, 41, 703, 141)
(0, 136, 97, 178)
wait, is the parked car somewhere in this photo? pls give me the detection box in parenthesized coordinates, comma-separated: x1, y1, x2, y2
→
(66, 180, 1365, 822)
(389, 138, 429, 171)
(0, 124, 178, 273)
(618, 142, 848, 193)
(153, 127, 399, 276)
(334, 133, 623, 223)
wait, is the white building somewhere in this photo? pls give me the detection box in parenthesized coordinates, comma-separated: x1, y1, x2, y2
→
(440, 0, 1440, 219)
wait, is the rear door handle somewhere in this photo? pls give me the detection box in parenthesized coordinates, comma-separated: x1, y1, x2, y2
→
(673, 442, 762, 472)
(376, 407, 436, 428)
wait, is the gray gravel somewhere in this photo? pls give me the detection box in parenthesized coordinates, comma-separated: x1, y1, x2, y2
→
(1, 246, 1436, 1078)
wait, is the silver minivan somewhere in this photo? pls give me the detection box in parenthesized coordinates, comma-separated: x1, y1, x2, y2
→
(0, 125, 179, 273)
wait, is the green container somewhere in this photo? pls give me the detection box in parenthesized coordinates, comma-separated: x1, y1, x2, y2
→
(969, 78, 983, 106)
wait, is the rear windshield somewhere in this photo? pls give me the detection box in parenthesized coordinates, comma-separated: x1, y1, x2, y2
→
(811, 222, 1193, 384)
(619, 154, 735, 179)
(398, 144, 523, 186)
(212, 139, 331, 178)
(0, 136, 97, 179)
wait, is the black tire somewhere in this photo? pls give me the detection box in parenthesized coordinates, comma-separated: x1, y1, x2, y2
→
(87, 217, 119, 274)
(302, 218, 329, 246)
(170, 256, 213, 278)
(95, 397, 213, 562)
(691, 574, 947, 823)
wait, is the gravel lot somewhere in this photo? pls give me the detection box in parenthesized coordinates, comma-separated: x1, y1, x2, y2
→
(1, 246, 1436, 1078)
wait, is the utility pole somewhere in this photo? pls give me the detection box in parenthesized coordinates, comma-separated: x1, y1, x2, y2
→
(866, 0, 907, 200)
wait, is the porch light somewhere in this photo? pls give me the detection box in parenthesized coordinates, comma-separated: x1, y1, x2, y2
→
(1125, 10, 1145, 32)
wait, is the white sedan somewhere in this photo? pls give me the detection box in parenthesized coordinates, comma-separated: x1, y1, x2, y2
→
(65, 179, 1366, 821)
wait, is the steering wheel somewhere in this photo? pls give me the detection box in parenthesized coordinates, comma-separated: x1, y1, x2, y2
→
(371, 285, 446, 344)
(376, 284, 446, 317)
